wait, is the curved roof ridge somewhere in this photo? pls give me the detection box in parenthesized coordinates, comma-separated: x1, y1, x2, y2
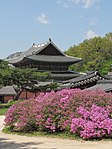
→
(65, 54, 82, 60)
(23, 40, 49, 56)
(8, 39, 82, 64)
(8, 40, 49, 64)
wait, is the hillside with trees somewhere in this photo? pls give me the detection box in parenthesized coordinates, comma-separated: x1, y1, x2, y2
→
(65, 32, 112, 75)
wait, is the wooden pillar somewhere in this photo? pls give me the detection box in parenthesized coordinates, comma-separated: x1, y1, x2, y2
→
(26, 90, 28, 99)
(35, 92, 37, 97)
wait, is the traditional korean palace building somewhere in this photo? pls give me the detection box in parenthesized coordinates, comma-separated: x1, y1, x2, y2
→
(8, 39, 82, 81)
(7, 38, 109, 90)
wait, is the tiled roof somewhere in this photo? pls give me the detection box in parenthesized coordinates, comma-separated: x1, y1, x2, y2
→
(62, 71, 104, 88)
(27, 55, 81, 63)
(34, 81, 52, 87)
(87, 80, 112, 92)
(0, 86, 16, 95)
(8, 40, 82, 64)
(51, 72, 81, 78)
(8, 41, 50, 64)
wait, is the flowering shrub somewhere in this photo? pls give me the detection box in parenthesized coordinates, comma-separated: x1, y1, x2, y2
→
(4, 89, 112, 139)
(71, 104, 112, 139)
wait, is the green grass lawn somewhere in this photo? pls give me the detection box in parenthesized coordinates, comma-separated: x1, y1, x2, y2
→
(3, 127, 81, 140)
(0, 107, 8, 115)
(3, 128, 112, 141)
(0, 100, 22, 116)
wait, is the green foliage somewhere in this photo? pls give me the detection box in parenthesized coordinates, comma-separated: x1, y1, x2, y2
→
(0, 60, 13, 85)
(0, 100, 21, 115)
(31, 71, 50, 81)
(0, 60, 50, 87)
(0, 108, 8, 115)
(65, 32, 112, 75)
(0, 60, 51, 98)
(0, 59, 9, 69)
(47, 82, 60, 90)
(0, 100, 17, 108)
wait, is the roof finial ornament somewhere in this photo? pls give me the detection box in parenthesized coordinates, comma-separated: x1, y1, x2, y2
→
(32, 43, 35, 46)
(49, 38, 51, 42)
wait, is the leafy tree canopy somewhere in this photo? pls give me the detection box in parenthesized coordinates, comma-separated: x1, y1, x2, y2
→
(65, 32, 112, 75)
(0, 60, 50, 87)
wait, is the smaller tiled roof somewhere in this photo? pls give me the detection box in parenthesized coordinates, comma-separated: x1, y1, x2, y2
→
(63, 71, 99, 83)
(62, 71, 104, 88)
(0, 86, 16, 95)
(34, 81, 52, 87)
(87, 80, 112, 92)
(51, 72, 80, 78)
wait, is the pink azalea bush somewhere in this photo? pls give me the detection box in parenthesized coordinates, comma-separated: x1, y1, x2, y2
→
(71, 104, 112, 139)
(4, 89, 112, 139)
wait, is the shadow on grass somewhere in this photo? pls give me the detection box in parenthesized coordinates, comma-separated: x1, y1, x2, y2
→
(0, 137, 57, 149)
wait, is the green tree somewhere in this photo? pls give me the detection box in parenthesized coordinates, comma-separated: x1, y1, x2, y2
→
(65, 33, 112, 75)
(0, 60, 50, 90)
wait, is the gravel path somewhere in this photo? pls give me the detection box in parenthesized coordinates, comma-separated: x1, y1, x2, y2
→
(0, 116, 5, 131)
(0, 116, 112, 149)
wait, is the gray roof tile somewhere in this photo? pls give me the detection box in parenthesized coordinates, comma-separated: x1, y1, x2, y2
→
(87, 80, 112, 92)
(8, 41, 50, 64)
(0, 86, 16, 95)
(8, 40, 82, 64)
(27, 55, 81, 63)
